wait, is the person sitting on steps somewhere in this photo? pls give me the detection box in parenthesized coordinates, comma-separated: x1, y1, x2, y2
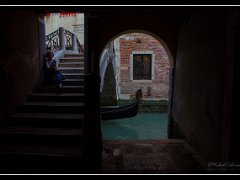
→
(44, 50, 64, 93)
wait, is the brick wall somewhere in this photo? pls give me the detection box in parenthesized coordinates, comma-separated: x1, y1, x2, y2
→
(117, 33, 170, 100)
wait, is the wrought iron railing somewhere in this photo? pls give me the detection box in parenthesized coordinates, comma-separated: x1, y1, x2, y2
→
(45, 28, 84, 53)
(64, 30, 73, 50)
(45, 29, 60, 51)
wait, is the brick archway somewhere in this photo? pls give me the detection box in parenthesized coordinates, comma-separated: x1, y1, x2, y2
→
(103, 29, 174, 68)
(100, 30, 174, 137)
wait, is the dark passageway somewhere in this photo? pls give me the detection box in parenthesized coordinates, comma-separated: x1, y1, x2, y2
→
(0, 6, 239, 174)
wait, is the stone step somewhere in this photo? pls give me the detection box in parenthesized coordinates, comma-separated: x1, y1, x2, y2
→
(59, 67, 84, 74)
(35, 85, 84, 93)
(64, 53, 84, 57)
(59, 62, 84, 68)
(4, 113, 84, 128)
(60, 56, 84, 63)
(0, 145, 83, 173)
(0, 145, 82, 158)
(62, 73, 84, 79)
(28, 93, 85, 102)
(62, 79, 84, 86)
(0, 127, 82, 147)
(18, 102, 84, 114)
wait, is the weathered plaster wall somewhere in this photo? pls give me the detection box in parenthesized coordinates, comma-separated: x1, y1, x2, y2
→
(0, 11, 40, 122)
(173, 8, 237, 162)
(44, 13, 84, 46)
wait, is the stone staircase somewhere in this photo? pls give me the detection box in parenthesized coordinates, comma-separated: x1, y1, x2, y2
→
(0, 53, 85, 173)
(60, 54, 84, 87)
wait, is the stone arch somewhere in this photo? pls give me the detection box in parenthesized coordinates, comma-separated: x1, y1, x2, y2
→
(100, 30, 173, 97)
(101, 29, 174, 69)
(100, 29, 174, 136)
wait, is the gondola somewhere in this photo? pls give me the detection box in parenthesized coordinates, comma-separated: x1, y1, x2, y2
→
(101, 89, 142, 120)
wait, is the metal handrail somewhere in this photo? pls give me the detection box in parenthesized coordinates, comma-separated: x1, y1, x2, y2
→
(45, 28, 84, 53)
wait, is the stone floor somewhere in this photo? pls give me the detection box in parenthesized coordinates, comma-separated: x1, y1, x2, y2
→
(101, 139, 208, 174)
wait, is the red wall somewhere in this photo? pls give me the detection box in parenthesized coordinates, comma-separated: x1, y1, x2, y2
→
(118, 33, 170, 99)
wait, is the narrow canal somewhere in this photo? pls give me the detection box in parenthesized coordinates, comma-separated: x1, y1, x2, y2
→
(101, 112, 168, 140)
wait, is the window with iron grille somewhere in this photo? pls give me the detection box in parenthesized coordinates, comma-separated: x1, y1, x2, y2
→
(133, 54, 152, 80)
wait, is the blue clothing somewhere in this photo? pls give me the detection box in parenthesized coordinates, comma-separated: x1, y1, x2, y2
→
(47, 59, 57, 70)
(44, 59, 64, 86)
(55, 71, 64, 81)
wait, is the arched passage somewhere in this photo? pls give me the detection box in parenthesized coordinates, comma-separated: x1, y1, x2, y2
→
(100, 30, 174, 139)
(101, 29, 174, 70)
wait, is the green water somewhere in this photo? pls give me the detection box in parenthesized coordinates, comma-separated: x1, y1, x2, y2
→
(101, 112, 168, 140)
